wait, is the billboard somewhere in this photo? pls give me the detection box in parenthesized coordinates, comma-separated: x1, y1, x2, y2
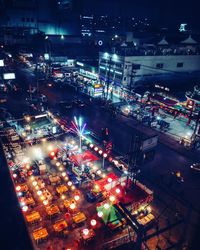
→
(141, 135, 158, 152)
(0, 60, 4, 67)
(3, 73, 16, 80)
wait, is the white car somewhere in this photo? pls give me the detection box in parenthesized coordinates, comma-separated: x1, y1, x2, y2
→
(190, 163, 200, 173)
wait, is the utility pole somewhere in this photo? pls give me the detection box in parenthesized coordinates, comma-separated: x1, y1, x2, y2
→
(106, 56, 112, 99)
(129, 63, 140, 91)
(127, 133, 141, 187)
(191, 110, 200, 143)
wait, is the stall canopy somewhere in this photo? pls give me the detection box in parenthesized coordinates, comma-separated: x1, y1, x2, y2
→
(70, 150, 99, 165)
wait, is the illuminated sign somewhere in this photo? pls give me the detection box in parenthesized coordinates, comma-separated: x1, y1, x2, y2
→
(98, 40, 103, 46)
(44, 53, 50, 60)
(3, 73, 15, 80)
(0, 60, 4, 67)
(76, 62, 84, 67)
(179, 23, 187, 32)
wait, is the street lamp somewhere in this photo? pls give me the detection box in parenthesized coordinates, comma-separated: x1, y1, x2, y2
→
(71, 116, 87, 152)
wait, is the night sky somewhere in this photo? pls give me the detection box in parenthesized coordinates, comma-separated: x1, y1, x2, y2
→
(80, 0, 199, 28)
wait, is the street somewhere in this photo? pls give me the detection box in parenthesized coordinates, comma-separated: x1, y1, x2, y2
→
(0, 65, 200, 250)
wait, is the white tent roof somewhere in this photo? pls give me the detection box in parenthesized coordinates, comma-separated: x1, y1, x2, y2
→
(121, 42, 128, 47)
(181, 35, 197, 44)
(158, 37, 168, 45)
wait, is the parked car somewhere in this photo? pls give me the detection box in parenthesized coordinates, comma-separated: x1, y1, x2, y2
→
(59, 101, 73, 110)
(73, 99, 85, 108)
(190, 163, 200, 173)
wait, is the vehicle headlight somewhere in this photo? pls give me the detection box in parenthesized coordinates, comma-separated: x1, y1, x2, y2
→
(190, 165, 193, 168)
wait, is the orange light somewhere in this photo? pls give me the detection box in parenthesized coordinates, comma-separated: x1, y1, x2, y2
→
(16, 186, 21, 191)
(74, 195, 80, 201)
(50, 152, 55, 156)
(109, 195, 116, 202)
(70, 203, 76, 210)
(43, 200, 48, 205)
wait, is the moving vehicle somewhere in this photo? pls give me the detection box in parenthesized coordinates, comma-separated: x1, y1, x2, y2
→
(190, 163, 200, 173)
(72, 99, 85, 108)
(59, 101, 73, 110)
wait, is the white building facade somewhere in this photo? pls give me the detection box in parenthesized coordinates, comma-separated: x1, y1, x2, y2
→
(99, 48, 200, 92)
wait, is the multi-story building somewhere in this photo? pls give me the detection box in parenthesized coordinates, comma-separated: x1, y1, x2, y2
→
(99, 36, 200, 96)
(0, 0, 77, 45)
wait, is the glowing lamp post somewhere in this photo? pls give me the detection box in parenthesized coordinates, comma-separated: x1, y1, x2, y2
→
(102, 153, 107, 169)
(74, 195, 80, 201)
(90, 219, 97, 227)
(71, 116, 87, 153)
(70, 203, 76, 210)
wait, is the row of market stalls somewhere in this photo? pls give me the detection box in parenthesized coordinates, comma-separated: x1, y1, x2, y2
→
(2, 109, 155, 249)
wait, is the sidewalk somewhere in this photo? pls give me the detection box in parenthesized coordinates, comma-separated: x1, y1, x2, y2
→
(63, 81, 200, 161)
(125, 117, 200, 161)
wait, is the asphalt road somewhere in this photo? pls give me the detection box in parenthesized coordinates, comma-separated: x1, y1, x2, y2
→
(2, 67, 200, 211)
(37, 83, 200, 210)
(1, 66, 200, 249)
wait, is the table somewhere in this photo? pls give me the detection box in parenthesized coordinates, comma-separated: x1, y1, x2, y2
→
(56, 185, 68, 194)
(32, 227, 48, 243)
(53, 219, 68, 232)
(26, 211, 41, 223)
(46, 204, 60, 216)
(49, 175, 61, 184)
(21, 196, 35, 206)
(63, 198, 76, 210)
(19, 184, 29, 192)
(73, 212, 86, 224)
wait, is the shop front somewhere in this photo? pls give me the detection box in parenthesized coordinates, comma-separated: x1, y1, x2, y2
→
(76, 61, 103, 97)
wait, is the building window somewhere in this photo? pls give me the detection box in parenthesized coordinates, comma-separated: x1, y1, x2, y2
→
(26, 18, 30, 22)
(31, 18, 34, 22)
(124, 77, 127, 81)
(177, 62, 183, 68)
(156, 63, 163, 69)
(125, 65, 128, 69)
(22, 17, 25, 22)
